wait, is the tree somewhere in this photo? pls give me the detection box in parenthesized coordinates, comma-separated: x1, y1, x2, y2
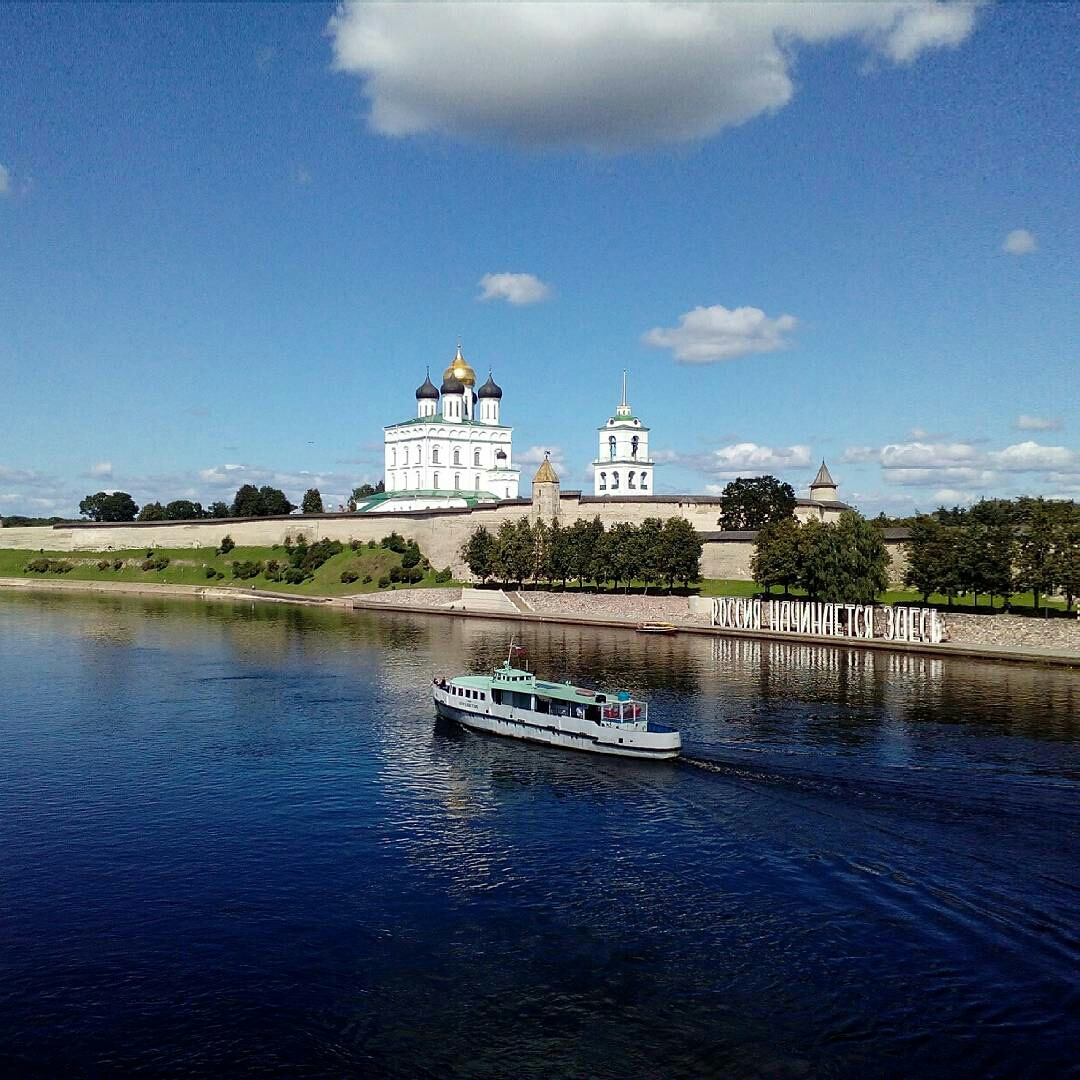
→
(751, 518, 803, 595)
(259, 486, 295, 516)
(606, 521, 640, 591)
(799, 513, 888, 603)
(717, 476, 796, 531)
(164, 499, 205, 520)
(547, 518, 573, 587)
(1014, 499, 1058, 613)
(79, 491, 138, 522)
(662, 517, 703, 588)
(493, 519, 534, 587)
(904, 514, 961, 602)
(231, 484, 295, 517)
(636, 517, 666, 592)
(137, 501, 167, 522)
(301, 488, 324, 514)
(231, 484, 263, 517)
(207, 501, 231, 519)
(1052, 504, 1080, 611)
(460, 526, 496, 584)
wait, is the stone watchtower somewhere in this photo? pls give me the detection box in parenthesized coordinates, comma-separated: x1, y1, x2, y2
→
(809, 460, 839, 503)
(531, 452, 561, 521)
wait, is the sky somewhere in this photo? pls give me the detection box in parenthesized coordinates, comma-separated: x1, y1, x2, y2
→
(1, 1, 1077, 518)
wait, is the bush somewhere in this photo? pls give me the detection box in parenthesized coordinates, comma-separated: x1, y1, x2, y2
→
(141, 555, 170, 572)
(381, 532, 407, 554)
(295, 538, 342, 572)
(25, 558, 73, 574)
(215, 571, 224, 580)
(283, 568, 307, 585)
(377, 575, 391, 588)
(146, 550, 154, 558)
(231, 560, 264, 580)
(389, 565, 403, 582)
(367, 540, 376, 549)
(404, 566, 424, 583)
(218, 535, 235, 555)
(362, 574, 373, 584)
(401, 542, 421, 569)
(350, 539, 361, 551)
(434, 567, 453, 584)
(97, 560, 112, 571)
(205, 565, 218, 579)
(112, 559, 123, 571)
(340, 569, 359, 584)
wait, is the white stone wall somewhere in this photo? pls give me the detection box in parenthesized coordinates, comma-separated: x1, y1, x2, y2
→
(384, 423, 519, 498)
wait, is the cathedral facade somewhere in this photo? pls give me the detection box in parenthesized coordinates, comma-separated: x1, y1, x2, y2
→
(382, 345, 521, 505)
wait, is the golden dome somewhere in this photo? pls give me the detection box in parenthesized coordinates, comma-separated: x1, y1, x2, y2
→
(442, 343, 476, 388)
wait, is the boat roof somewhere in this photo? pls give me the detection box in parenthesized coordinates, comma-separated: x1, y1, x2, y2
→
(449, 665, 638, 704)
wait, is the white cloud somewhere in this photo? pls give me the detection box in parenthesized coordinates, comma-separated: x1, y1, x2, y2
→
(327, 2, 980, 152)
(885, 467, 999, 488)
(1015, 413, 1061, 432)
(987, 441, 1079, 472)
(1002, 228, 1037, 255)
(477, 272, 552, 306)
(88, 462, 113, 478)
(932, 488, 976, 505)
(878, 441, 980, 468)
(0, 164, 9, 196)
(643, 304, 797, 363)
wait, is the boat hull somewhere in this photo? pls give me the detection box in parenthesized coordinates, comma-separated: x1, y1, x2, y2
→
(433, 687, 680, 760)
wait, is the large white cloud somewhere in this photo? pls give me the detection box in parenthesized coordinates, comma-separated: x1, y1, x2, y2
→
(478, 272, 552, 306)
(1002, 229, 1037, 255)
(988, 441, 1078, 472)
(327, 1, 981, 152)
(643, 304, 797, 363)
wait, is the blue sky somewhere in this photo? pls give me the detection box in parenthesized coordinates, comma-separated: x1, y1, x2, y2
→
(1, 1, 1076, 517)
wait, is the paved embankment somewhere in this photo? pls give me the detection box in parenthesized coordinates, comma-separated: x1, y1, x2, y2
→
(3, 577, 1078, 667)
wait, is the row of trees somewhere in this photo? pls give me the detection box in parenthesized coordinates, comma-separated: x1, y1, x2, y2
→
(903, 498, 1080, 611)
(461, 516, 703, 590)
(751, 511, 891, 604)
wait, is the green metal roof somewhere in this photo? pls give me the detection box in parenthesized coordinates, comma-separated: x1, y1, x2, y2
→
(354, 490, 502, 512)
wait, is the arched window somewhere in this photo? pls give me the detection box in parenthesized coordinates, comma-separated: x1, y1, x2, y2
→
(628, 472, 635, 489)
(391, 448, 397, 466)
(403, 447, 409, 466)
(454, 473, 461, 490)
(415, 470, 421, 489)
(432, 447, 439, 464)
(453, 448, 461, 465)
(599, 471, 607, 491)
(609, 435, 617, 460)
(474, 449, 481, 466)
(433, 472, 440, 489)
(403, 473, 408, 490)
(640, 472, 648, 490)
(474, 474, 480, 490)
(631, 435, 639, 459)
(612, 471, 620, 489)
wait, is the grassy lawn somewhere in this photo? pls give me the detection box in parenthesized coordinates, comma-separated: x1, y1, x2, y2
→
(0, 545, 460, 597)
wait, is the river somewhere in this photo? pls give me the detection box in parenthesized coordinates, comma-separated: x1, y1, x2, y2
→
(1, 591, 1078, 1078)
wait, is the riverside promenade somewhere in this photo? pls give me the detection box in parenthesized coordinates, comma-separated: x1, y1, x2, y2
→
(4, 577, 1078, 668)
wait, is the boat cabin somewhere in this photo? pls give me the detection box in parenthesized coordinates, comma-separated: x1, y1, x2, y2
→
(485, 664, 649, 729)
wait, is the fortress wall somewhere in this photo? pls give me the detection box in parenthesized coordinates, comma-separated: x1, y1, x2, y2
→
(1, 504, 909, 585)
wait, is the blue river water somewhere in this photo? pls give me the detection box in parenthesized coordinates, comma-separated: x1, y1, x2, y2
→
(1, 590, 1078, 1078)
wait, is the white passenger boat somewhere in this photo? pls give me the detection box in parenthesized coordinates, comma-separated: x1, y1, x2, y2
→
(432, 646, 681, 760)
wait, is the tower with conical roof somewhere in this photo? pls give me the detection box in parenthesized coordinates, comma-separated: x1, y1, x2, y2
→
(592, 371, 655, 496)
(530, 451, 561, 521)
(809, 460, 838, 504)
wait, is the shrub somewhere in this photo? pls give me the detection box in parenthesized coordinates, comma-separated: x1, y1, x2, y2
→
(97, 560, 111, 571)
(215, 571, 224, 580)
(295, 538, 342, 572)
(381, 532, 407, 553)
(404, 566, 424, 583)
(218, 535, 235, 555)
(283, 535, 293, 549)
(141, 555, 170, 572)
(401, 542, 421, 569)
(434, 567, 453, 584)
(205, 566, 218, 579)
(389, 565, 403, 582)
(350, 539, 361, 551)
(362, 574, 373, 584)
(231, 560, 264, 580)
(284, 568, 307, 585)
(146, 550, 154, 558)
(266, 559, 280, 574)
(112, 559, 123, 571)
(367, 540, 376, 549)
(25, 558, 73, 574)
(377, 575, 391, 588)
(340, 569, 359, 584)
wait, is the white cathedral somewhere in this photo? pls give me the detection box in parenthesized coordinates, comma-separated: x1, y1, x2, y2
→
(380, 345, 521, 510)
(592, 372, 655, 496)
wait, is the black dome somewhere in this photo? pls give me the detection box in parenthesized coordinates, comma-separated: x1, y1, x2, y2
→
(477, 374, 503, 400)
(415, 373, 439, 400)
(441, 373, 464, 395)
